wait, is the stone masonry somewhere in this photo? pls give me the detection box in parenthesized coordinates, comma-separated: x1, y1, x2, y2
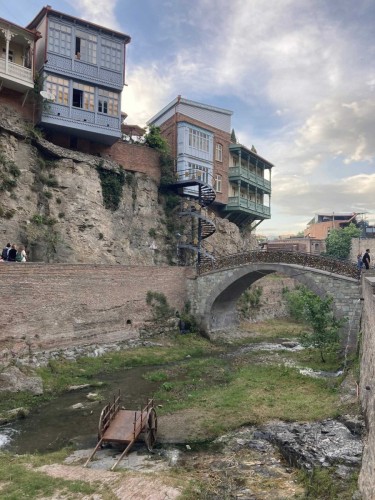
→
(187, 263, 362, 349)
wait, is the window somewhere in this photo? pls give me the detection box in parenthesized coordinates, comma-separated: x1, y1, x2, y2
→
(72, 82, 94, 111)
(189, 128, 209, 152)
(75, 30, 97, 64)
(98, 89, 119, 116)
(48, 21, 72, 57)
(215, 174, 222, 193)
(45, 75, 69, 105)
(100, 39, 122, 71)
(215, 143, 223, 162)
(2, 48, 13, 62)
(188, 162, 209, 184)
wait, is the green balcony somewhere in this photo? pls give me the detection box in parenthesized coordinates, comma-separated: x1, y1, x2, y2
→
(223, 196, 271, 219)
(228, 166, 271, 193)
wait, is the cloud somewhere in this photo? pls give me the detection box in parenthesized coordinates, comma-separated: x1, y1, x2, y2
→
(66, 0, 121, 31)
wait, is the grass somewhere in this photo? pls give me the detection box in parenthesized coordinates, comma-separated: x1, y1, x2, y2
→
(0, 451, 97, 499)
(297, 467, 359, 499)
(237, 317, 308, 342)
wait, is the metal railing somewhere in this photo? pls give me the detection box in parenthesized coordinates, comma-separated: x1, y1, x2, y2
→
(198, 250, 359, 279)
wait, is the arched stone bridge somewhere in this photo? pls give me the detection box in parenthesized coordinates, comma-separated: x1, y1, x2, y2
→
(187, 251, 362, 349)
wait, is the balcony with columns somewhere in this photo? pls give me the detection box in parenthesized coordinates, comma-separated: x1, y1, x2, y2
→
(0, 22, 37, 93)
(222, 143, 273, 229)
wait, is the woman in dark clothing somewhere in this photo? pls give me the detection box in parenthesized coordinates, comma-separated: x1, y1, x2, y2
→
(7, 244, 17, 261)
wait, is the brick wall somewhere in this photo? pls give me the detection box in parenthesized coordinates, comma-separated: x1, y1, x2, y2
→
(159, 113, 231, 204)
(0, 264, 190, 358)
(41, 133, 162, 182)
(101, 141, 161, 182)
(0, 88, 36, 123)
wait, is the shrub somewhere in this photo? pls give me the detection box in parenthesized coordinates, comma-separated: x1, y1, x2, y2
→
(146, 291, 175, 322)
(97, 163, 126, 211)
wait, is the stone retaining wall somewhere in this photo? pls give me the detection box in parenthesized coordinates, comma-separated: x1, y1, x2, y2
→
(0, 264, 190, 361)
(359, 274, 375, 499)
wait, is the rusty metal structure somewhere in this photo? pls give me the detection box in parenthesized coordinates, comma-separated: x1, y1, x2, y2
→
(198, 250, 359, 280)
(84, 391, 157, 470)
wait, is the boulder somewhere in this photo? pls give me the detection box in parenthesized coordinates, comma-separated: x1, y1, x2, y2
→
(0, 366, 43, 395)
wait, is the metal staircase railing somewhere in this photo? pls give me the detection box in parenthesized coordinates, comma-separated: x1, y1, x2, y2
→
(170, 168, 216, 265)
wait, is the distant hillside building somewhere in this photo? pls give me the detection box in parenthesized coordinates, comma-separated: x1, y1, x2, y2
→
(304, 213, 358, 240)
(264, 236, 325, 255)
(148, 96, 273, 230)
(27, 5, 131, 149)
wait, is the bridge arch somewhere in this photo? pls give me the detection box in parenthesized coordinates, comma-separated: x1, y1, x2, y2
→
(188, 261, 361, 349)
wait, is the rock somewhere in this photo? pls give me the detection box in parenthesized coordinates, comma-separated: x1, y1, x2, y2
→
(68, 384, 91, 391)
(261, 419, 363, 470)
(281, 341, 299, 348)
(71, 403, 84, 410)
(86, 392, 101, 401)
(0, 366, 43, 395)
(0, 407, 29, 425)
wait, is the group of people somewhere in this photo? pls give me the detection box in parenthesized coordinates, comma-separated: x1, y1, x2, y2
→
(1, 243, 27, 262)
(357, 249, 371, 270)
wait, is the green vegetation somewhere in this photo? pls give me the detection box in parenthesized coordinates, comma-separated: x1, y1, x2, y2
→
(284, 286, 344, 362)
(297, 467, 359, 499)
(238, 286, 263, 318)
(146, 290, 176, 322)
(0, 152, 21, 194)
(0, 452, 97, 499)
(325, 223, 361, 260)
(144, 125, 169, 153)
(96, 161, 126, 211)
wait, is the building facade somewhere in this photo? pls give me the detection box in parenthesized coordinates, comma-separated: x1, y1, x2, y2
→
(0, 17, 41, 120)
(148, 96, 273, 230)
(27, 6, 130, 148)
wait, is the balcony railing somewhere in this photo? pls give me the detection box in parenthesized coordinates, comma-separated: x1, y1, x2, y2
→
(0, 58, 33, 85)
(229, 166, 271, 191)
(225, 197, 271, 216)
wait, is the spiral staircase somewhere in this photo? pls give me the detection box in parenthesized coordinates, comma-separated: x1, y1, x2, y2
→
(170, 168, 216, 266)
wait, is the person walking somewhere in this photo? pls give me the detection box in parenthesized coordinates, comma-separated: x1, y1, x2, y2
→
(362, 249, 371, 270)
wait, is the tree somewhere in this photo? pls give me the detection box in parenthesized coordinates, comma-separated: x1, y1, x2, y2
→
(285, 286, 345, 362)
(230, 128, 237, 143)
(144, 125, 170, 153)
(325, 223, 360, 260)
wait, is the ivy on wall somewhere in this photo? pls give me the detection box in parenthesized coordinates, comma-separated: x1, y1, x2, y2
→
(97, 162, 126, 211)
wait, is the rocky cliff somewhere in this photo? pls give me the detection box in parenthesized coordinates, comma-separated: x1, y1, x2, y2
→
(0, 105, 257, 264)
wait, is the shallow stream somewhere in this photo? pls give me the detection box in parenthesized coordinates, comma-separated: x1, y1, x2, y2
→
(1, 365, 160, 454)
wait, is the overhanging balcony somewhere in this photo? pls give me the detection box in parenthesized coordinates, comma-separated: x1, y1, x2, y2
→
(0, 57, 34, 91)
(224, 197, 271, 218)
(228, 166, 271, 192)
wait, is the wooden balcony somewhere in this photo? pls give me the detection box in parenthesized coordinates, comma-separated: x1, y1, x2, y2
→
(223, 196, 271, 218)
(228, 166, 271, 192)
(0, 57, 34, 91)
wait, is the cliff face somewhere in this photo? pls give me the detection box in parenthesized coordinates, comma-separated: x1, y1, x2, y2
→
(0, 106, 258, 264)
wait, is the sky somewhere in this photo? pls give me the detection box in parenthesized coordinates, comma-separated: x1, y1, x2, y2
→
(3, 0, 375, 237)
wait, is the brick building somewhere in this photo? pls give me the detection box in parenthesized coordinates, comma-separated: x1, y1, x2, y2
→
(148, 96, 273, 230)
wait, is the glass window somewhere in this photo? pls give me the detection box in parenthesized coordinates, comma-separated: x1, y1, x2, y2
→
(45, 75, 69, 105)
(215, 174, 222, 193)
(188, 162, 209, 184)
(100, 39, 122, 71)
(48, 21, 72, 57)
(75, 30, 97, 64)
(215, 143, 223, 162)
(98, 89, 119, 116)
(72, 81, 94, 110)
(189, 128, 209, 152)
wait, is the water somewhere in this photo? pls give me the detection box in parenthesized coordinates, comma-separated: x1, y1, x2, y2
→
(0, 365, 160, 454)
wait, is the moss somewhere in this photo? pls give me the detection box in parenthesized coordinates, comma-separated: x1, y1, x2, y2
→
(97, 163, 126, 211)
